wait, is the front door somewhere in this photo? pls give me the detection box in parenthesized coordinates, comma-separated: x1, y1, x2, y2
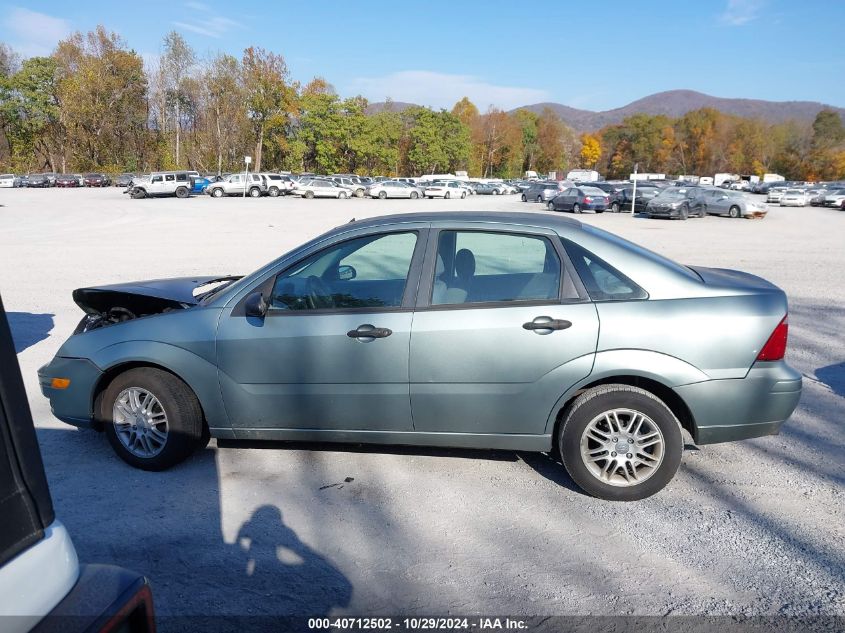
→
(216, 230, 424, 433)
(410, 227, 599, 436)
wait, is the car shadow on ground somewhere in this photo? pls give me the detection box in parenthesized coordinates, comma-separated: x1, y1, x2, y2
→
(815, 362, 845, 398)
(7, 311, 54, 353)
(36, 428, 352, 632)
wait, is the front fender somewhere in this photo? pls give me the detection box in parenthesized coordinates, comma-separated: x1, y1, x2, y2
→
(543, 349, 708, 434)
(89, 340, 230, 432)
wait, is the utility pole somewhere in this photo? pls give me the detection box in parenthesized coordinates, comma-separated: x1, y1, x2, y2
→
(243, 156, 251, 198)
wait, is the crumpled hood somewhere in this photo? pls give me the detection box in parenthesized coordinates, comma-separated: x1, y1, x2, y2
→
(73, 276, 241, 315)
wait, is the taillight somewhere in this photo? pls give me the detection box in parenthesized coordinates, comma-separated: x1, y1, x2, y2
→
(584, 196, 592, 203)
(756, 316, 789, 361)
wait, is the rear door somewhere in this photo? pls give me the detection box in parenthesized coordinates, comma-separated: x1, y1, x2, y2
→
(410, 225, 599, 436)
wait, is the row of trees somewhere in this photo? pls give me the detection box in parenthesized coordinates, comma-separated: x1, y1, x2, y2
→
(1, 27, 844, 180)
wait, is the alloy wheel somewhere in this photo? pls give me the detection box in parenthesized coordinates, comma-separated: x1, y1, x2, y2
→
(113, 387, 169, 458)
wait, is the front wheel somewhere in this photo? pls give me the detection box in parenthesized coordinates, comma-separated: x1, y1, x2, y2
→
(338, 191, 348, 199)
(249, 187, 261, 198)
(461, 191, 467, 199)
(729, 205, 741, 218)
(521, 194, 527, 202)
(378, 191, 387, 199)
(547, 201, 555, 211)
(268, 187, 280, 197)
(410, 191, 419, 199)
(211, 188, 224, 198)
(679, 205, 688, 220)
(101, 367, 204, 471)
(130, 188, 146, 199)
(558, 384, 683, 501)
(305, 191, 314, 199)
(611, 202, 620, 213)
(445, 191, 451, 199)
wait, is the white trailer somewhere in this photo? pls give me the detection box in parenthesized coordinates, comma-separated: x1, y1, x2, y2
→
(763, 173, 785, 183)
(630, 173, 666, 181)
(566, 169, 601, 182)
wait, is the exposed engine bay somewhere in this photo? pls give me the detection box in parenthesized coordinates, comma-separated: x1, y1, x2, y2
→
(72, 276, 241, 334)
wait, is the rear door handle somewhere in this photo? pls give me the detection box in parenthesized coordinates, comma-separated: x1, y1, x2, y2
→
(523, 317, 572, 332)
(347, 324, 392, 339)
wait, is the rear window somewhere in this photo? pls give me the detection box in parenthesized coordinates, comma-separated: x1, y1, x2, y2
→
(562, 239, 648, 301)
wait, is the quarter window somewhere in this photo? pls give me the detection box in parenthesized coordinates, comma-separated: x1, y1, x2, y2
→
(432, 231, 562, 306)
(562, 239, 647, 301)
(270, 232, 418, 311)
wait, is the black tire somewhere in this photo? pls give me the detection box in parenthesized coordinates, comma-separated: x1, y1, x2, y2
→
(611, 202, 620, 213)
(729, 205, 741, 218)
(410, 191, 419, 199)
(378, 191, 387, 199)
(355, 188, 365, 198)
(679, 204, 688, 220)
(573, 203, 581, 214)
(461, 191, 467, 199)
(536, 195, 542, 203)
(101, 367, 204, 471)
(558, 384, 683, 501)
(249, 187, 261, 198)
(698, 206, 706, 218)
(445, 191, 451, 199)
(492, 190, 499, 195)
(305, 191, 314, 199)
(547, 201, 555, 211)
(130, 188, 146, 199)
(521, 194, 527, 202)
(338, 191, 348, 199)
(211, 187, 223, 198)
(268, 187, 280, 197)
(175, 187, 189, 199)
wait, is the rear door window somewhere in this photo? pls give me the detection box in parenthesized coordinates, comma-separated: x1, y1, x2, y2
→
(562, 239, 647, 301)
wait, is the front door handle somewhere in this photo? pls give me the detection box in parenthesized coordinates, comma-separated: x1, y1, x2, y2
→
(347, 324, 392, 339)
(523, 317, 572, 332)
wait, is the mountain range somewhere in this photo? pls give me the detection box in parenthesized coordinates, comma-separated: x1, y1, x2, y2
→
(366, 90, 845, 131)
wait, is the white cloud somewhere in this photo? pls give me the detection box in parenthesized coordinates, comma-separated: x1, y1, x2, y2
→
(173, 16, 242, 38)
(347, 70, 550, 111)
(2, 7, 71, 57)
(719, 0, 765, 26)
(185, 1, 210, 10)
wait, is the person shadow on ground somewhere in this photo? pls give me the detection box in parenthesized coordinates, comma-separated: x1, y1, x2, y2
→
(234, 505, 353, 618)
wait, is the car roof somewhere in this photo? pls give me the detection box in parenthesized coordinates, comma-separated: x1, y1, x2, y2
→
(345, 211, 583, 233)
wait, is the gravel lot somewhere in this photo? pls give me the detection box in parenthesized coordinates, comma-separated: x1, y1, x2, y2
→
(1, 188, 843, 627)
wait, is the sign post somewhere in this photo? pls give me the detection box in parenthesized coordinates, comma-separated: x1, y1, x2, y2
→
(630, 162, 639, 215)
(243, 156, 252, 198)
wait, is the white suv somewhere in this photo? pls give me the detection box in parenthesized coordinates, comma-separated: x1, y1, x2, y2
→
(206, 173, 266, 198)
(128, 171, 193, 199)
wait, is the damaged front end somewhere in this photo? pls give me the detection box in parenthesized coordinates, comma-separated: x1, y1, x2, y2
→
(72, 276, 241, 334)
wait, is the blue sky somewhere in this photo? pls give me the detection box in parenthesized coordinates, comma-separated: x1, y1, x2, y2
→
(2, 0, 843, 111)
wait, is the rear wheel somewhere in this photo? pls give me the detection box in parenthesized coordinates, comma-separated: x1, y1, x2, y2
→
(175, 187, 189, 199)
(536, 195, 543, 203)
(268, 186, 280, 197)
(130, 188, 146, 199)
(249, 187, 261, 198)
(493, 189, 499, 195)
(338, 191, 348, 199)
(102, 368, 204, 471)
(547, 201, 555, 211)
(729, 205, 741, 218)
(679, 204, 688, 220)
(355, 188, 365, 198)
(378, 191, 387, 199)
(445, 191, 451, 199)
(573, 203, 581, 214)
(461, 191, 467, 199)
(410, 191, 419, 199)
(558, 384, 683, 501)
(521, 194, 527, 202)
(305, 191, 314, 199)
(611, 202, 620, 213)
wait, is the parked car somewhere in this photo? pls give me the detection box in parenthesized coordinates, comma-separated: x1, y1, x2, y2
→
(473, 183, 502, 195)
(586, 181, 625, 196)
(0, 297, 156, 633)
(424, 181, 468, 199)
(822, 189, 845, 208)
(291, 178, 352, 199)
(547, 186, 609, 214)
(608, 186, 658, 213)
(645, 187, 702, 220)
(260, 173, 295, 197)
(83, 173, 111, 187)
(26, 174, 50, 188)
(522, 181, 571, 203)
(205, 173, 266, 198)
(128, 171, 194, 199)
(692, 188, 768, 218)
(55, 174, 81, 188)
(114, 173, 135, 188)
(329, 176, 365, 198)
(366, 180, 424, 199)
(779, 189, 808, 207)
(766, 187, 788, 203)
(0, 173, 17, 188)
(37, 211, 802, 501)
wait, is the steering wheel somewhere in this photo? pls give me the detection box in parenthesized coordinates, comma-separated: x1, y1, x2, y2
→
(305, 275, 334, 309)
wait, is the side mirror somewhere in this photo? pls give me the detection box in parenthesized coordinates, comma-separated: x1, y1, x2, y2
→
(337, 265, 357, 281)
(244, 291, 268, 318)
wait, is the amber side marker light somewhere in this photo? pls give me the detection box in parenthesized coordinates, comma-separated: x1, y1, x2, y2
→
(50, 378, 71, 389)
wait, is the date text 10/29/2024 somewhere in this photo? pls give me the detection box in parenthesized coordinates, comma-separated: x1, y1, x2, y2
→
(308, 618, 529, 630)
